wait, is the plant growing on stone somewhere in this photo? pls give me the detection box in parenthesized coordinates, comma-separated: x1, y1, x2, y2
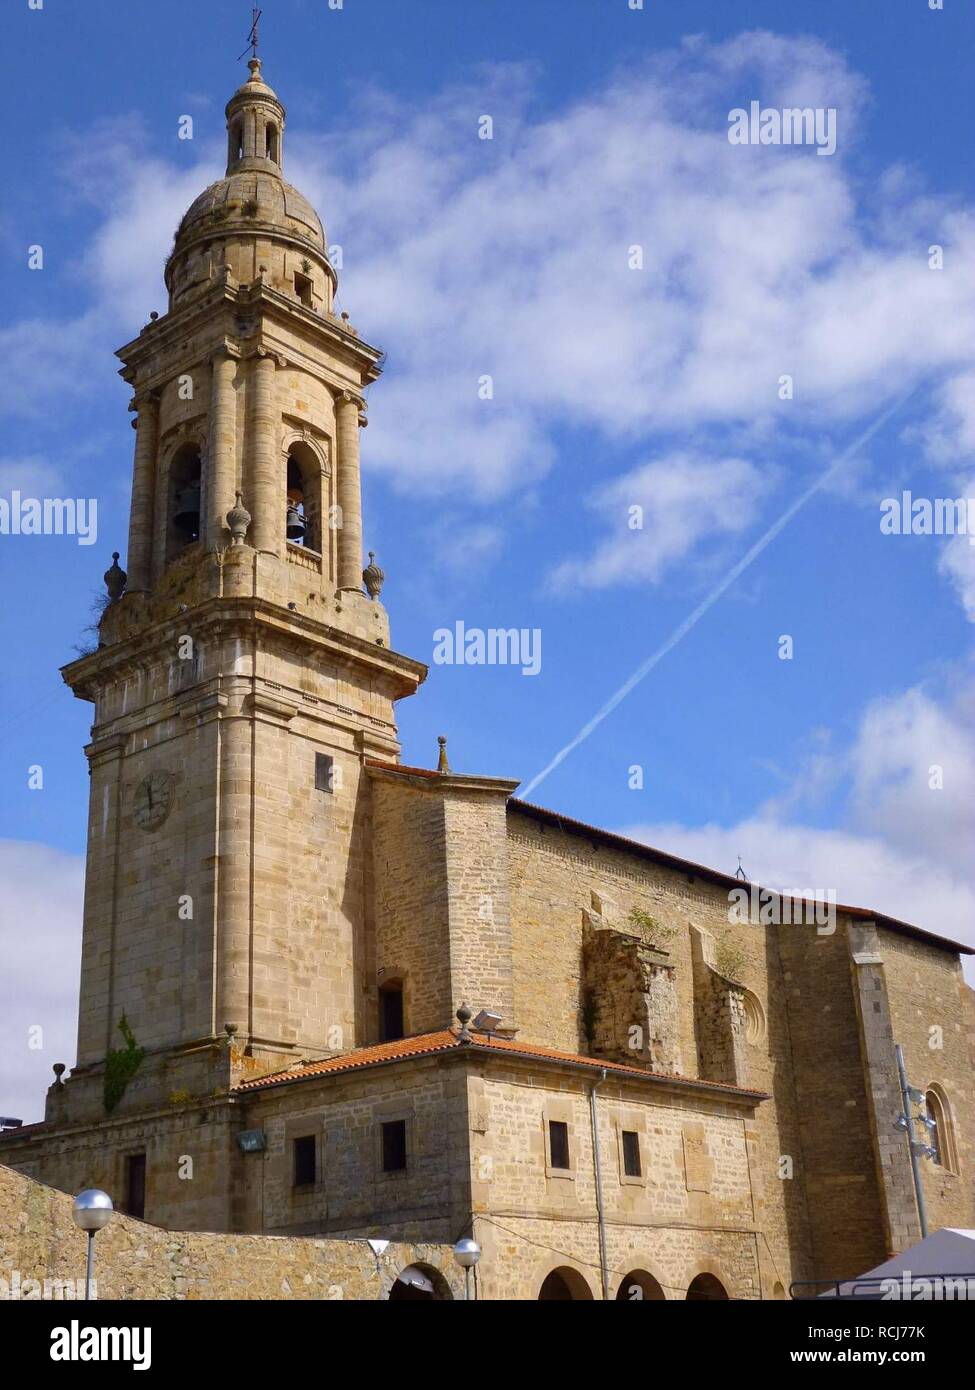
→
(104, 1014, 145, 1113)
(714, 939, 748, 984)
(627, 907, 674, 947)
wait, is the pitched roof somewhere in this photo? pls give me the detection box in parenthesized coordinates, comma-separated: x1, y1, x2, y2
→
(509, 799, 974, 957)
(233, 1029, 768, 1100)
(362, 762, 971, 959)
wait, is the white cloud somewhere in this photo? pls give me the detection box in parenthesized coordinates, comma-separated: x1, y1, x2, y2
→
(0, 842, 83, 1125)
(5, 31, 975, 601)
(620, 672, 975, 976)
(548, 452, 769, 591)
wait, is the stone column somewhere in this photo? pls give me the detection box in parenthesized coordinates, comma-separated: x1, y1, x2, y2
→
(207, 347, 238, 550)
(246, 350, 280, 555)
(215, 696, 253, 1042)
(335, 391, 364, 590)
(126, 391, 159, 591)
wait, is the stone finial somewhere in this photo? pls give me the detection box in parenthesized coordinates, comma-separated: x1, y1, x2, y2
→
(456, 1003, 473, 1044)
(362, 551, 384, 600)
(437, 735, 450, 774)
(52, 1063, 66, 1085)
(104, 552, 126, 601)
(226, 493, 251, 546)
(224, 1022, 239, 1042)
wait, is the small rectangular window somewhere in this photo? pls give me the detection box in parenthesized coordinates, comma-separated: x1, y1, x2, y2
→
(293, 1134, 316, 1187)
(315, 753, 334, 793)
(622, 1130, 642, 1178)
(125, 1153, 146, 1220)
(548, 1119, 570, 1171)
(382, 1119, 407, 1173)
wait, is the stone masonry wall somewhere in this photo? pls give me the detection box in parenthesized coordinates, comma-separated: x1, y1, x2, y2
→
(506, 809, 815, 1290)
(0, 1163, 460, 1301)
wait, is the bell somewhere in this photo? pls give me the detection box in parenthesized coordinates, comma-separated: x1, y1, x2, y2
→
(286, 502, 306, 541)
(173, 482, 201, 538)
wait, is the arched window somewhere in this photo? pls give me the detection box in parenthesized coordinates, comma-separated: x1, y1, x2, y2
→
(265, 122, 279, 163)
(924, 1085, 958, 1173)
(285, 442, 322, 552)
(166, 443, 203, 564)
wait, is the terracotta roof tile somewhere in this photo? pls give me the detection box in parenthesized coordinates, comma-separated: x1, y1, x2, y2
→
(233, 1029, 767, 1099)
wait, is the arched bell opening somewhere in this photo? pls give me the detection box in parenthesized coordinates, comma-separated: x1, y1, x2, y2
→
(166, 443, 203, 565)
(285, 442, 322, 553)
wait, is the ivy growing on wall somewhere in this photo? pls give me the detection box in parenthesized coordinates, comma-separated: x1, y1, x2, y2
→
(104, 1014, 146, 1113)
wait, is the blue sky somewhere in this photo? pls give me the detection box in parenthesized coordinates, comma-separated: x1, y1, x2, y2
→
(2, 0, 975, 1118)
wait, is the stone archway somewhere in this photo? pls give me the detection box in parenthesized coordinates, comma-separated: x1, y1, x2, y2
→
(686, 1272, 729, 1301)
(387, 1263, 453, 1301)
(616, 1269, 666, 1301)
(538, 1266, 595, 1301)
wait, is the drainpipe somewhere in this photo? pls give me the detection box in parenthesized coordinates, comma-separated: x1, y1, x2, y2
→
(589, 1068, 610, 1300)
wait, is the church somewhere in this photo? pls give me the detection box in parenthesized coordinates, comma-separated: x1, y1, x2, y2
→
(2, 58, 973, 1302)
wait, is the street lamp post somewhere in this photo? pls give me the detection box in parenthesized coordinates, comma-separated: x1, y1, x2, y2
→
(452, 1236, 481, 1301)
(72, 1189, 114, 1300)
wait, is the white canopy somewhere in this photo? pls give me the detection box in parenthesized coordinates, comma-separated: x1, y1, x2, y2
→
(825, 1228, 975, 1297)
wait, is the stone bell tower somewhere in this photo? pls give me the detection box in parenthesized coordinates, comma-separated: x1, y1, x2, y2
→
(60, 59, 425, 1109)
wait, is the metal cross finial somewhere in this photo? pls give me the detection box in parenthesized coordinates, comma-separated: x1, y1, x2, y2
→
(735, 855, 747, 880)
(238, 6, 263, 62)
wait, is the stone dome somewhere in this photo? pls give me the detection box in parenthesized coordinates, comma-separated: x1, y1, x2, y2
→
(175, 171, 326, 253)
(164, 60, 335, 309)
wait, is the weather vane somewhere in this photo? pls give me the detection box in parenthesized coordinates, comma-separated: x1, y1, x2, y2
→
(238, 6, 262, 63)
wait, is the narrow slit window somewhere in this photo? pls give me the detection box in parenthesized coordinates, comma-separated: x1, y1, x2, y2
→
(548, 1119, 570, 1171)
(125, 1153, 146, 1219)
(382, 1119, 407, 1173)
(621, 1130, 642, 1178)
(379, 983, 404, 1042)
(315, 753, 334, 793)
(293, 1134, 316, 1187)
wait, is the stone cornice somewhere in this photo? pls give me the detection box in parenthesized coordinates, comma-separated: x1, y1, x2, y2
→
(116, 283, 381, 398)
(62, 596, 427, 704)
(365, 761, 520, 798)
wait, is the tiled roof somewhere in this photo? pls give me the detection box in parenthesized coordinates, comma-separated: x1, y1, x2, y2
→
(233, 1029, 768, 1100)
(365, 758, 443, 779)
(0, 1120, 47, 1143)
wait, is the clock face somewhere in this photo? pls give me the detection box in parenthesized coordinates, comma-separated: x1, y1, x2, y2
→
(133, 772, 174, 831)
